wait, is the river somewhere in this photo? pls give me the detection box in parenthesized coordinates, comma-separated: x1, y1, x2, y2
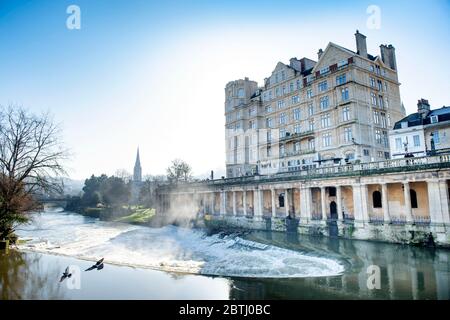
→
(0, 207, 449, 299)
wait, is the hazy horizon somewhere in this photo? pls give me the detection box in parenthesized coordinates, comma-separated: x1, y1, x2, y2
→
(1, 0, 449, 179)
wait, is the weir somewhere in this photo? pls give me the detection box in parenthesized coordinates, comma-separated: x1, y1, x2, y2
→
(156, 154, 450, 247)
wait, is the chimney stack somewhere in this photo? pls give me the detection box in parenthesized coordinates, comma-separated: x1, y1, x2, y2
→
(317, 49, 323, 60)
(355, 30, 367, 58)
(417, 98, 430, 117)
(380, 44, 397, 70)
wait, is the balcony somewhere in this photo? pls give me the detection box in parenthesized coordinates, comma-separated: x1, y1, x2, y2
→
(280, 149, 316, 158)
(279, 130, 315, 142)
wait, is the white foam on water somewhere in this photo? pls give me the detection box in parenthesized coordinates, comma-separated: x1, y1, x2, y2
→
(17, 210, 345, 278)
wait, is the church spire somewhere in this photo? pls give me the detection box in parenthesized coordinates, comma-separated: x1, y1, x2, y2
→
(133, 147, 142, 182)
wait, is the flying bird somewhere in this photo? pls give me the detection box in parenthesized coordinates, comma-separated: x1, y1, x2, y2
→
(85, 258, 105, 271)
(59, 266, 72, 282)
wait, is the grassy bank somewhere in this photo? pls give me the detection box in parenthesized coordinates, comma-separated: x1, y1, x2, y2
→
(114, 207, 155, 224)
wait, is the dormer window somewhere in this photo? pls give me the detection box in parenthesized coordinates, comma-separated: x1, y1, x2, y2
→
(400, 121, 408, 128)
(430, 115, 438, 124)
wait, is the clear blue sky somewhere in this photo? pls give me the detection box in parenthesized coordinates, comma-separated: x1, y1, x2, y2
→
(1, 0, 449, 179)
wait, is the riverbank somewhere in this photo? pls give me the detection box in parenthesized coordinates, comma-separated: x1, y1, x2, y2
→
(2, 208, 449, 300)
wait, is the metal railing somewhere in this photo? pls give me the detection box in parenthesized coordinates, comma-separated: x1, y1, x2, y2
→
(162, 154, 450, 190)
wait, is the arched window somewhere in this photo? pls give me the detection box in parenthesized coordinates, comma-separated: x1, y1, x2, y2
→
(278, 193, 285, 208)
(373, 191, 382, 208)
(410, 189, 418, 208)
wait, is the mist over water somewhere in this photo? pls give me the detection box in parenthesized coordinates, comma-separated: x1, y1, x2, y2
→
(17, 208, 344, 278)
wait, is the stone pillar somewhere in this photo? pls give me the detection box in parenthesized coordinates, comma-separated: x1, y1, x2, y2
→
(232, 191, 236, 216)
(254, 189, 263, 219)
(210, 193, 215, 215)
(336, 186, 343, 221)
(271, 188, 276, 218)
(403, 182, 414, 224)
(285, 189, 290, 217)
(381, 183, 391, 224)
(321, 186, 327, 221)
(300, 187, 312, 222)
(220, 191, 226, 215)
(438, 180, 450, 224)
(353, 184, 369, 223)
(428, 180, 450, 225)
(243, 190, 247, 216)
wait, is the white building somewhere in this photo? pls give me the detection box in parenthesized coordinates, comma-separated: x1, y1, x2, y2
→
(389, 99, 450, 158)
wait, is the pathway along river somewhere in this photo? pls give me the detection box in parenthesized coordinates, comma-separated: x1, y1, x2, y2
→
(0, 207, 449, 299)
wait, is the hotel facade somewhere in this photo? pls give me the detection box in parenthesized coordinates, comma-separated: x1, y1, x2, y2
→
(225, 31, 405, 177)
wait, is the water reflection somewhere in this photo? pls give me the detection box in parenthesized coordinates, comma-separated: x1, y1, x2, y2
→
(1, 228, 449, 300)
(0, 250, 67, 299)
(233, 231, 450, 299)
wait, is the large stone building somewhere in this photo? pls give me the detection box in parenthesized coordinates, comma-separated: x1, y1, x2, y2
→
(389, 99, 450, 158)
(225, 31, 405, 178)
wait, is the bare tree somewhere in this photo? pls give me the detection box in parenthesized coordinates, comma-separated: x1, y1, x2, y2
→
(166, 159, 192, 183)
(114, 169, 132, 183)
(0, 105, 68, 242)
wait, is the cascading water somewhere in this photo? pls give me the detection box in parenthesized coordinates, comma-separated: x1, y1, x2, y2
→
(17, 208, 345, 278)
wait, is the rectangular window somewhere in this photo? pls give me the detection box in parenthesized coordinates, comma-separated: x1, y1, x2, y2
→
(293, 108, 301, 121)
(308, 103, 314, 116)
(320, 96, 329, 110)
(377, 80, 383, 91)
(277, 100, 285, 109)
(321, 113, 331, 128)
(279, 112, 287, 125)
(292, 95, 300, 104)
(381, 113, 387, 128)
(433, 131, 440, 144)
(266, 117, 272, 128)
(375, 129, 382, 144)
(307, 89, 313, 99)
(370, 77, 376, 88)
(309, 119, 315, 131)
(249, 107, 256, 116)
(296, 79, 301, 90)
(276, 87, 280, 97)
(280, 144, 285, 156)
(265, 105, 272, 113)
(294, 124, 301, 134)
(336, 74, 346, 85)
(318, 81, 328, 92)
(294, 142, 300, 152)
(308, 139, 315, 150)
(341, 87, 349, 101)
(267, 130, 272, 142)
(379, 95, 384, 108)
(371, 92, 377, 105)
(282, 86, 287, 95)
(322, 133, 331, 147)
(343, 106, 350, 121)
(344, 127, 352, 142)
(280, 128, 287, 138)
(267, 146, 272, 157)
(373, 111, 380, 124)
(430, 115, 438, 124)
(290, 82, 294, 92)
(364, 149, 370, 156)
(395, 137, 403, 150)
(413, 135, 420, 147)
